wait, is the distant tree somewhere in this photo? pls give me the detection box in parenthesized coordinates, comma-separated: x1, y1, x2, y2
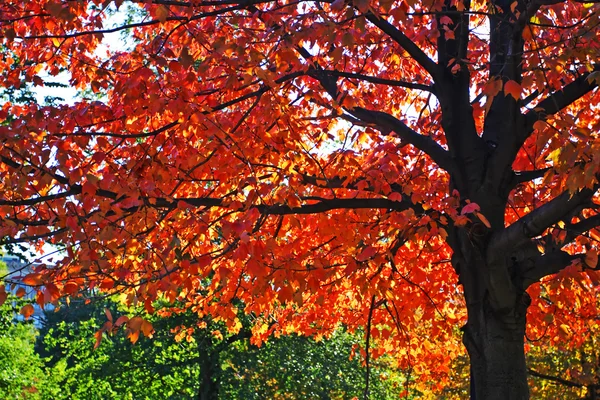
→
(0, 261, 61, 400)
(38, 296, 404, 399)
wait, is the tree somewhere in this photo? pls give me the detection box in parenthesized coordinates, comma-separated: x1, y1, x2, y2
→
(0, 0, 599, 398)
(0, 261, 62, 399)
(38, 296, 403, 399)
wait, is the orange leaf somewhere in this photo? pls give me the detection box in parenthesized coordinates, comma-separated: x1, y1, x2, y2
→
(128, 330, 140, 344)
(474, 211, 491, 228)
(128, 316, 144, 331)
(454, 215, 469, 226)
(532, 120, 547, 131)
(115, 315, 129, 327)
(22, 274, 43, 286)
(141, 320, 154, 337)
(16, 287, 26, 298)
(504, 80, 521, 100)
(585, 250, 598, 269)
(94, 330, 103, 350)
(156, 5, 169, 22)
(20, 304, 35, 319)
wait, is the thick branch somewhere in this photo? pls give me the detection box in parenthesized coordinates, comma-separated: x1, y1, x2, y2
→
(0, 190, 74, 207)
(489, 187, 596, 253)
(174, 196, 416, 215)
(560, 213, 600, 245)
(512, 167, 551, 186)
(349, 107, 454, 172)
(520, 249, 581, 288)
(569, 214, 600, 236)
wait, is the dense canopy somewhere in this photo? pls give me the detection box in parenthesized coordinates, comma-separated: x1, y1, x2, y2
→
(1, 0, 599, 397)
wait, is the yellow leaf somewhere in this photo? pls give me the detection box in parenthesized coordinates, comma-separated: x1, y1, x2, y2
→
(559, 324, 571, 336)
(547, 148, 561, 164)
(536, 242, 545, 254)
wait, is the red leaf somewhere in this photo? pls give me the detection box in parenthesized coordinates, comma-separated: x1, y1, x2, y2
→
(0, 286, 7, 307)
(356, 245, 377, 262)
(460, 202, 480, 215)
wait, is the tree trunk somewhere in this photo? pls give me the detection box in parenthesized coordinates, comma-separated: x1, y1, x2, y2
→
(197, 345, 219, 400)
(462, 291, 530, 399)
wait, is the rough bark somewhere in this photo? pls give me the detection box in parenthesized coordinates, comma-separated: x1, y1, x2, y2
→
(451, 227, 532, 399)
(197, 344, 219, 400)
(463, 278, 531, 400)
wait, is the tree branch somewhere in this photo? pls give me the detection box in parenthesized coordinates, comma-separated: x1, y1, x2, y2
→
(522, 65, 600, 144)
(0, 190, 75, 207)
(489, 187, 597, 253)
(320, 70, 435, 94)
(349, 107, 454, 172)
(0, 228, 69, 245)
(50, 121, 180, 139)
(363, 12, 440, 80)
(520, 249, 581, 288)
(528, 368, 584, 388)
(512, 167, 551, 186)
(560, 213, 600, 245)
(20, 0, 274, 40)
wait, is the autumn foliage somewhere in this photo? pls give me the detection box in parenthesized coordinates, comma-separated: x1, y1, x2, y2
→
(1, 0, 600, 397)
